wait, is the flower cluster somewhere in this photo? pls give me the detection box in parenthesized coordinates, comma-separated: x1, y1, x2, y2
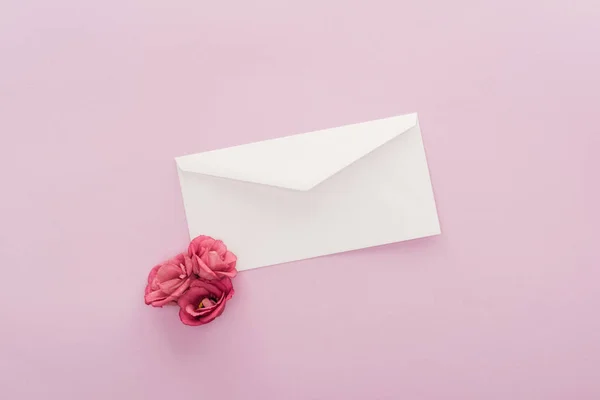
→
(144, 236, 237, 326)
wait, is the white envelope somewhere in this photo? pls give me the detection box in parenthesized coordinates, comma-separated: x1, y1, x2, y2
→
(176, 113, 440, 271)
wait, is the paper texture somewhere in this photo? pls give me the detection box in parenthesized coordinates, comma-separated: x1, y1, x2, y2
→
(176, 113, 440, 271)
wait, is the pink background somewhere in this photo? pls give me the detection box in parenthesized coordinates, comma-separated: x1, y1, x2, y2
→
(1, 1, 599, 399)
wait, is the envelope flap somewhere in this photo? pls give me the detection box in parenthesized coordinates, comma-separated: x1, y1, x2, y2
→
(176, 113, 418, 191)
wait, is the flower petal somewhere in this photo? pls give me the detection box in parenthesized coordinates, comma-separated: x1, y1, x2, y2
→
(169, 277, 192, 299)
(210, 240, 227, 256)
(188, 235, 214, 257)
(183, 255, 194, 276)
(184, 300, 219, 317)
(194, 255, 219, 280)
(176, 286, 211, 308)
(205, 251, 226, 269)
(196, 300, 227, 324)
(155, 264, 183, 282)
(179, 308, 205, 326)
(157, 278, 183, 294)
(145, 290, 178, 307)
(222, 251, 237, 268)
(190, 279, 229, 297)
(150, 296, 177, 307)
(146, 265, 161, 286)
(212, 277, 233, 293)
(216, 269, 237, 279)
(201, 298, 216, 308)
(144, 290, 167, 305)
(185, 304, 204, 317)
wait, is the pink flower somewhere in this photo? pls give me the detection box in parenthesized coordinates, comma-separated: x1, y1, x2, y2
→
(177, 278, 235, 326)
(188, 235, 237, 281)
(144, 253, 194, 307)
